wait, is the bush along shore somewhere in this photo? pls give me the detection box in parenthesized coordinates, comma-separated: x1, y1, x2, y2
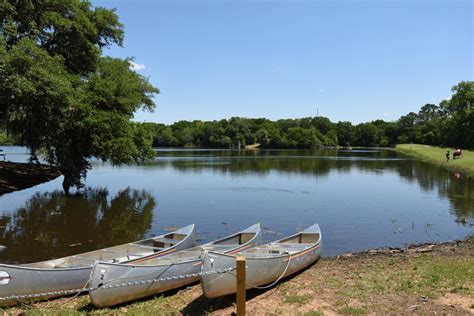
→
(396, 144, 474, 178)
(1, 236, 473, 315)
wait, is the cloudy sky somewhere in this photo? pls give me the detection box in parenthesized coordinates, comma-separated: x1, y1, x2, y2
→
(95, 0, 473, 124)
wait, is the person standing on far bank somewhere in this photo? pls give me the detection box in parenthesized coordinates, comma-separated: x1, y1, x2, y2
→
(446, 150, 450, 162)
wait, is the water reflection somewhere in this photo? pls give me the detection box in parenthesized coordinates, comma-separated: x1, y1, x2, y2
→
(0, 148, 472, 259)
(150, 149, 474, 224)
(0, 188, 156, 263)
(151, 149, 402, 177)
(395, 160, 474, 224)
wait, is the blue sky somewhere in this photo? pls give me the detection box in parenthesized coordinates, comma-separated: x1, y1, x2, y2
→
(95, 0, 473, 124)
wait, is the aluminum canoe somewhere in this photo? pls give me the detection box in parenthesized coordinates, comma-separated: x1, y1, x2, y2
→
(0, 224, 195, 305)
(89, 223, 261, 307)
(201, 223, 321, 298)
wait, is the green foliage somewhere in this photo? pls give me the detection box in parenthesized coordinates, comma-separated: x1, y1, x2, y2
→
(85, 57, 156, 115)
(1, 37, 77, 156)
(283, 294, 312, 305)
(1, 1, 159, 194)
(0, 0, 124, 74)
(0, 132, 17, 145)
(304, 311, 324, 316)
(148, 118, 338, 149)
(0, 188, 155, 262)
(287, 127, 323, 148)
(404, 82, 474, 149)
(355, 123, 380, 147)
(335, 121, 356, 146)
(146, 81, 473, 150)
(339, 306, 367, 315)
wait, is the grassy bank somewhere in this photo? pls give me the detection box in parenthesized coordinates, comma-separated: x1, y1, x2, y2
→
(2, 237, 473, 315)
(396, 144, 474, 178)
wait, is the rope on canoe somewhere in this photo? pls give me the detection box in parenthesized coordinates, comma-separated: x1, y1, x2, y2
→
(227, 251, 292, 290)
(27, 263, 98, 309)
(0, 254, 294, 302)
(250, 253, 291, 289)
(0, 267, 235, 302)
(61, 261, 97, 303)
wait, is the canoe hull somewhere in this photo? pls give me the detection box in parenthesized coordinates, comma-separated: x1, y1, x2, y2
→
(0, 265, 91, 305)
(0, 224, 196, 305)
(201, 223, 322, 299)
(201, 243, 321, 298)
(89, 223, 262, 307)
(89, 259, 201, 307)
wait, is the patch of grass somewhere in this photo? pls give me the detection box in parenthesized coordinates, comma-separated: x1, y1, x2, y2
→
(4, 293, 183, 315)
(278, 282, 291, 292)
(283, 294, 311, 305)
(450, 286, 470, 294)
(319, 253, 474, 304)
(412, 256, 474, 297)
(333, 299, 350, 308)
(304, 310, 324, 316)
(396, 144, 474, 178)
(339, 306, 366, 315)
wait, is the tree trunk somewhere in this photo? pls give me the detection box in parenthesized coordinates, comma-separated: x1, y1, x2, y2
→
(62, 176, 71, 196)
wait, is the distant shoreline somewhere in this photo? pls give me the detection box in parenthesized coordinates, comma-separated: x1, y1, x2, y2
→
(396, 144, 474, 178)
(151, 145, 392, 151)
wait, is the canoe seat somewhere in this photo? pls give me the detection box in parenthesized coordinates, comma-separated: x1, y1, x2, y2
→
(276, 244, 312, 251)
(55, 263, 86, 268)
(152, 237, 178, 244)
(129, 244, 164, 251)
(245, 244, 312, 255)
(202, 245, 236, 251)
(246, 252, 283, 257)
(280, 244, 313, 248)
(103, 249, 144, 257)
(71, 255, 98, 261)
(50, 256, 95, 268)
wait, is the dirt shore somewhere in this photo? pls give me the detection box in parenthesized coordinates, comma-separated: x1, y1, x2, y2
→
(2, 236, 472, 315)
(0, 162, 61, 196)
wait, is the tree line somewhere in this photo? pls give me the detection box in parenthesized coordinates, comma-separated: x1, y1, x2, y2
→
(139, 81, 472, 149)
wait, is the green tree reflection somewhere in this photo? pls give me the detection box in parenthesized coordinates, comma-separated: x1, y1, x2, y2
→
(0, 188, 156, 263)
(151, 149, 474, 223)
(393, 160, 474, 223)
(150, 149, 395, 177)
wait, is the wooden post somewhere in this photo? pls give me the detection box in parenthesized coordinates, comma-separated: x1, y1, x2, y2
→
(236, 255, 246, 316)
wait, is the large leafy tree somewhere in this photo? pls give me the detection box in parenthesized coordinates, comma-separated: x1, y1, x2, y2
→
(0, 0, 159, 194)
(441, 81, 474, 148)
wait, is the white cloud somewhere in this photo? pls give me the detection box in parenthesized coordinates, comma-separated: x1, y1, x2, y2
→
(129, 61, 146, 71)
(383, 112, 391, 117)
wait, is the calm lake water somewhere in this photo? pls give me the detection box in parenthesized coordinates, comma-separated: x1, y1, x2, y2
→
(0, 146, 473, 262)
